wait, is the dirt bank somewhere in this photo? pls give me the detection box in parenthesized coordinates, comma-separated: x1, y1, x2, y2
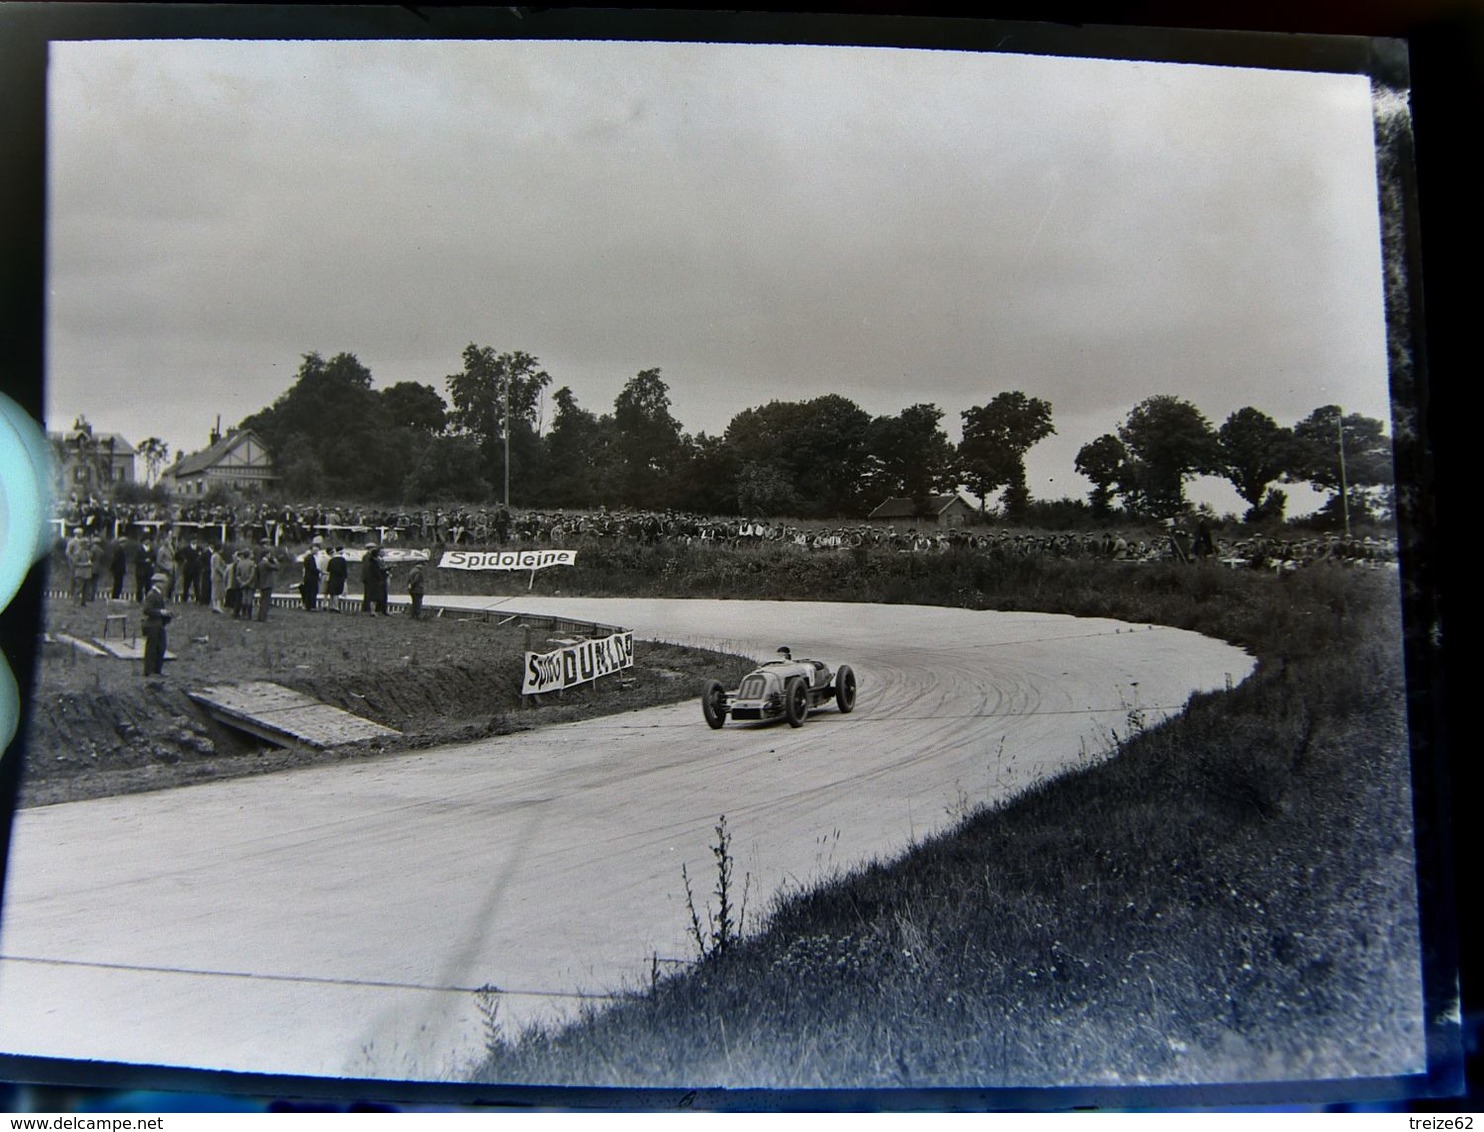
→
(19, 593, 751, 808)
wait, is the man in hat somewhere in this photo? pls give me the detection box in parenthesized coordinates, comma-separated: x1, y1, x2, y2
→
(325, 546, 349, 611)
(300, 537, 323, 612)
(65, 527, 94, 606)
(209, 543, 228, 613)
(406, 554, 426, 620)
(361, 542, 388, 616)
(141, 571, 172, 678)
(313, 538, 331, 605)
(229, 548, 256, 619)
(254, 540, 281, 622)
(108, 533, 130, 601)
(134, 537, 154, 602)
(155, 535, 177, 600)
(178, 537, 200, 604)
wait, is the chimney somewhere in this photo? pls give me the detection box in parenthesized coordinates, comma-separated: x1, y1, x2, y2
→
(210, 414, 222, 446)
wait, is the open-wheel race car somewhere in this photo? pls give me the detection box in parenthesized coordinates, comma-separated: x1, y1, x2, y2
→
(702, 647, 857, 729)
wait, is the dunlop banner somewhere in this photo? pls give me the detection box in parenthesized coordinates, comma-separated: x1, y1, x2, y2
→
(523, 631, 634, 695)
(440, 549, 577, 571)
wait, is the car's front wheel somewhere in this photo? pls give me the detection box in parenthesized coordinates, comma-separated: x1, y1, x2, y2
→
(784, 675, 808, 727)
(834, 664, 857, 713)
(702, 681, 728, 729)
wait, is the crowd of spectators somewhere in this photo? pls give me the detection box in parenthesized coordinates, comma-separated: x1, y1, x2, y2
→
(52, 492, 1399, 604)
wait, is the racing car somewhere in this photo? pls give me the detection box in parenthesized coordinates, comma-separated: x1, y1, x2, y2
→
(701, 647, 857, 729)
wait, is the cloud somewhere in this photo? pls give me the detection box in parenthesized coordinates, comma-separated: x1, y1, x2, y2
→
(46, 38, 1393, 513)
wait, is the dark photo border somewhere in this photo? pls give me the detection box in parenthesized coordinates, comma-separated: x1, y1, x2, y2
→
(0, 2, 1473, 1112)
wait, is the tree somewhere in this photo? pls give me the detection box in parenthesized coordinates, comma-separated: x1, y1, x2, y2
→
(1291, 406, 1394, 528)
(722, 394, 873, 518)
(1116, 395, 1220, 517)
(674, 432, 742, 515)
(790, 394, 880, 517)
(611, 368, 689, 507)
(958, 392, 1055, 520)
(239, 351, 393, 498)
(380, 382, 447, 433)
(137, 437, 170, 488)
(1217, 408, 1296, 522)
(1291, 405, 1393, 492)
(1074, 434, 1127, 516)
(865, 404, 958, 513)
(445, 346, 552, 504)
(540, 386, 609, 508)
(272, 435, 327, 498)
(1252, 486, 1288, 524)
(735, 461, 804, 517)
(402, 435, 492, 504)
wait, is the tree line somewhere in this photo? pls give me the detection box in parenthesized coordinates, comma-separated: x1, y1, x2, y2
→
(220, 347, 1392, 524)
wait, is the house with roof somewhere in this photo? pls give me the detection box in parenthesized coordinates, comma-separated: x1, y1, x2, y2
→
(163, 427, 277, 496)
(47, 417, 135, 494)
(868, 492, 978, 528)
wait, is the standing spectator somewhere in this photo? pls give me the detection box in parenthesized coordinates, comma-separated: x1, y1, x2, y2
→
(361, 543, 388, 616)
(300, 541, 322, 611)
(196, 542, 213, 605)
(407, 556, 426, 620)
(1192, 518, 1215, 562)
(179, 538, 201, 604)
(326, 546, 349, 611)
(134, 538, 154, 602)
(230, 549, 257, 620)
(209, 544, 228, 614)
(65, 528, 93, 606)
(314, 541, 331, 604)
(254, 541, 281, 622)
(141, 572, 172, 679)
(108, 536, 129, 600)
(82, 537, 101, 605)
(155, 536, 178, 599)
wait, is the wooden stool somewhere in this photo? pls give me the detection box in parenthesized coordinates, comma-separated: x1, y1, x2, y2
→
(102, 613, 130, 642)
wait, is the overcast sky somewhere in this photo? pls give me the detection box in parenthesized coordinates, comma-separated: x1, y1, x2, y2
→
(46, 37, 1393, 515)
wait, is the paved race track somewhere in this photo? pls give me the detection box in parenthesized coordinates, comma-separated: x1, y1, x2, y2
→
(0, 598, 1253, 1082)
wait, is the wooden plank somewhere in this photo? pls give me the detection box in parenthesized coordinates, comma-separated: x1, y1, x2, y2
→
(82, 637, 177, 662)
(198, 681, 318, 713)
(189, 681, 399, 749)
(55, 633, 109, 657)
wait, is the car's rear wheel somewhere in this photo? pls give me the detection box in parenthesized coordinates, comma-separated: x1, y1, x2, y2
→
(784, 676, 808, 727)
(702, 681, 727, 729)
(834, 665, 857, 713)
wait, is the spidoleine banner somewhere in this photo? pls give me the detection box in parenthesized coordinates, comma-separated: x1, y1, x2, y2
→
(523, 630, 634, 695)
(440, 549, 577, 571)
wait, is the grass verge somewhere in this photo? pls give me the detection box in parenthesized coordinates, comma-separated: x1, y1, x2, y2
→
(466, 557, 1423, 1088)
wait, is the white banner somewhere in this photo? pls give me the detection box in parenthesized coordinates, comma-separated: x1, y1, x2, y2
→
(523, 630, 634, 695)
(440, 549, 576, 571)
(341, 547, 429, 564)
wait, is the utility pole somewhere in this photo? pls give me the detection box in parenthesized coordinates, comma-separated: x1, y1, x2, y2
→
(503, 372, 511, 508)
(1336, 407, 1351, 538)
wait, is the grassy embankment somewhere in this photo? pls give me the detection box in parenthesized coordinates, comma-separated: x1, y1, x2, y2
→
(454, 542, 1424, 1088)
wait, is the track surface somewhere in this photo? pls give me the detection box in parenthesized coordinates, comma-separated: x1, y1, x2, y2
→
(0, 598, 1252, 1082)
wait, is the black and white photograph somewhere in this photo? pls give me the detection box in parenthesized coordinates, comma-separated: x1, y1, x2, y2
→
(0, 7, 1463, 1109)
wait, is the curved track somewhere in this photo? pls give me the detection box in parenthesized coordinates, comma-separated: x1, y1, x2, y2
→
(0, 598, 1252, 1081)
